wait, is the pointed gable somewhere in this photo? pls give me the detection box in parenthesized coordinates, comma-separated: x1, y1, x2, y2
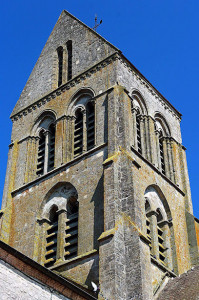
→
(11, 10, 118, 117)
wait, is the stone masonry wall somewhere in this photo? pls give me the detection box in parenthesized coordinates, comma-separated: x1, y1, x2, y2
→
(12, 10, 116, 116)
(0, 260, 70, 300)
(117, 58, 182, 143)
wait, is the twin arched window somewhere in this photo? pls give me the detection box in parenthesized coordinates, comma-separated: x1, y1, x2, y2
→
(144, 186, 173, 269)
(37, 184, 79, 268)
(34, 93, 95, 177)
(130, 92, 175, 181)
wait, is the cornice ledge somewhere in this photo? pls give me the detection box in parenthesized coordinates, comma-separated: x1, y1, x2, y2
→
(131, 146, 185, 196)
(11, 52, 119, 122)
(50, 249, 98, 270)
(11, 142, 107, 196)
(118, 53, 182, 121)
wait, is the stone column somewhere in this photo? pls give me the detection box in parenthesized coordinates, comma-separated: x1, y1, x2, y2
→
(24, 136, 39, 183)
(54, 116, 68, 167)
(99, 87, 153, 299)
(143, 115, 150, 161)
(66, 116, 74, 161)
(171, 139, 181, 186)
(148, 117, 158, 166)
(155, 130, 161, 170)
(167, 137, 175, 182)
(147, 211, 159, 259)
(0, 141, 19, 243)
(24, 137, 33, 184)
(162, 137, 169, 176)
(56, 209, 67, 264)
(35, 219, 51, 265)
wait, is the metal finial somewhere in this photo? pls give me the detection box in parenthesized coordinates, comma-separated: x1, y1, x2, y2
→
(93, 14, 102, 32)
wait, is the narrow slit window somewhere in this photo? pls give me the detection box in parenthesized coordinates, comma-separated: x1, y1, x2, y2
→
(36, 130, 45, 176)
(58, 47, 63, 86)
(67, 41, 72, 81)
(64, 198, 78, 261)
(74, 109, 83, 157)
(86, 102, 95, 151)
(44, 206, 58, 268)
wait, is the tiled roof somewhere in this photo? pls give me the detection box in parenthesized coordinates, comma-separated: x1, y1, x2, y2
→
(157, 266, 199, 300)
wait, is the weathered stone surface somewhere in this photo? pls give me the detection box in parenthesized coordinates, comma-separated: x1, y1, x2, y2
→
(1, 9, 198, 300)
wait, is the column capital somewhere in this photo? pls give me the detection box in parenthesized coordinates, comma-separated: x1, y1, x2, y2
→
(36, 217, 51, 225)
(158, 219, 173, 227)
(146, 210, 158, 218)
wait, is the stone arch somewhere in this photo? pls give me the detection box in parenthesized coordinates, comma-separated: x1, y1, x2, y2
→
(31, 110, 57, 136)
(144, 184, 172, 220)
(39, 182, 78, 220)
(68, 87, 95, 116)
(131, 90, 148, 115)
(154, 112, 170, 137)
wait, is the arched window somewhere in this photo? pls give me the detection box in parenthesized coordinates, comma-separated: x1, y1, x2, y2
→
(130, 92, 147, 156)
(57, 47, 63, 87)
(86, 101, 95, 151)
(72, 95, 95, 158)
(44, 205, 58, 268)
(145, 200, 152, 251)
(74, 109, 83, 157)
(154, 115, 171, 176)
(144, 186, 174, 270)
(159, 130, 166, 175)
(67, 40, 72, 81)
(136, 111, 142, 154)
(36, 116, 56, 176)
(48, 124, 55, 172)
(65, 197, 79, 261)
(156, 209, 166, 264)
(36, 130, 45, 176)
(35, 183, 79, 268)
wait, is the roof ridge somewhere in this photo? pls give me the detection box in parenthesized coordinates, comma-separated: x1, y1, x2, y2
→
(63, 10, 121, 53)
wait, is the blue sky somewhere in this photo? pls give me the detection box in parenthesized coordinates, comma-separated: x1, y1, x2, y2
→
(0, 0, 198, 218)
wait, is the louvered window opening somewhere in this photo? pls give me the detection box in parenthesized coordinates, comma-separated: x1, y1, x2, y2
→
(87, 103, 95, 151)
(44, 219, 58, 268)
(36, 132, 45, 176)
(48, 125, 55, 172)
(157, 225, 165, 264)
(64, 212, 78, 261)
(136, 115, 142, 154)
(146, 217, 152, 251)
(67, 41, 72, 81)
(58, 47, 63, 87)
(159, 138, 166, 175)
(74, 111, 83, 157)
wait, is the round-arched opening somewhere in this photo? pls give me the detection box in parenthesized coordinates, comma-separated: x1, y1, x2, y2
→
(49, 205, 58, 223)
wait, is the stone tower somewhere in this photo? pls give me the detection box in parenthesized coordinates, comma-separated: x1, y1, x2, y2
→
(0, 10, 198, 300)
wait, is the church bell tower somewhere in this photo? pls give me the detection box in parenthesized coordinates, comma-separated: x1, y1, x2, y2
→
(0, 10, 198, 300)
